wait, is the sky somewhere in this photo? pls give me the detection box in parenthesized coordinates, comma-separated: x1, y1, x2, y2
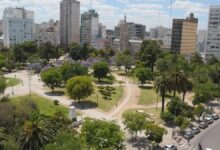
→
(0, 0, 219, 31)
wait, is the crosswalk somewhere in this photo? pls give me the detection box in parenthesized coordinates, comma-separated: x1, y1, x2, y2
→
(179, 143, 198, 150)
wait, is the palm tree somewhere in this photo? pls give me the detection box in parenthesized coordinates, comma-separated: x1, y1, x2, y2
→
(154, 75, 172, 113)
(20, 113, 55, 150)
(178, 77, 193, 101)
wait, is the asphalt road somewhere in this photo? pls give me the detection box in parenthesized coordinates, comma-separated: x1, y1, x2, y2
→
(180, 119, 220, 150)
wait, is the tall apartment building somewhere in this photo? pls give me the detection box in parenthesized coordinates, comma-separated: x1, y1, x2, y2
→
(197, 30, 207, 53)
(171, 13, 198, 55)
(81, 9, 99, 46)
(114, 21, 145, 40)
(98, 23, 106, 39)
(3, 7, 34, 46)
(60, 0, 80, 46)
(34, 20, 60, 46)
(0, 20, 3, 36)
(206, 5, 220, 59)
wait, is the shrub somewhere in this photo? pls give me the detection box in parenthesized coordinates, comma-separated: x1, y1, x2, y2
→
(161, 111, 174, 124)
(54, 100, 59, 105)
(0, 96, 10, 103)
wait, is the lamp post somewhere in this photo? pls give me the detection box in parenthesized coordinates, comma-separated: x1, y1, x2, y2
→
(96, 93, 99, 107)
(28, 70, 32, 101)
(11, 82, 14, 95)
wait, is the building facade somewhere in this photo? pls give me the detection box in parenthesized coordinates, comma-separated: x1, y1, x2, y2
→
(196, 30, 207, 53)
(3, 7, 34, 46)
(171, 13, 198, 55)
(60, 0, 80, 46)
(150, 26, 172, 49)
(0, 20, 3, 36)
(206, 5, 220, 59)
(34, 20, 60, 46)
(114, 21, 145, 40)
(98, 23, 106, 39)
(81, 9, 99, 46)
(119, 15, 129, 51)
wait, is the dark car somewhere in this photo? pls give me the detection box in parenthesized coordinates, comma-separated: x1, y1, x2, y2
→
(212, 113, 219, 120)
(199, 122, 208, 129)
(190, 126, 200, 134)
(183, 130, 194, 139)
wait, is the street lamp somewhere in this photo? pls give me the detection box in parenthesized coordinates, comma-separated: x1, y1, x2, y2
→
(96, 93, 99, 107)
(28, 69, 32, 101)
(11, 82, 14, 95)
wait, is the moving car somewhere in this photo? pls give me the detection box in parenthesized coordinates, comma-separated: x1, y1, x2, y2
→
(199, 121, 208, 129)
(164, 144, 177, 150)
(212, 113, 219, 120)
(190, 126, 200, 134)
(183, 130, 194, 139)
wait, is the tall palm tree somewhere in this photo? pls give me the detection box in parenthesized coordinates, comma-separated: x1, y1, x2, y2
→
(20, 113, 55, 150)
(178, 77, 193, 101)
(154, 75, 172, 113)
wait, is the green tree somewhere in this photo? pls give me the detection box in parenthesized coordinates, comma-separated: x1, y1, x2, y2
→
(122, 111, 148, 138)
(69, 43, 82, 61)
(193, 104, 205, 118)
(145, 123, 167, 144)
(81, 118, 125, 150)
(190, 52, 203, 64)
(20, 113, 55, 150)
(137, 40, 161, 72)
(45, 131, 85, 150)
(154, 76, 172, 113)
(116, 53, 134, 74)
(0, 76, 6, 95)
(93, 62, 110, 82)
(135, 67, 153, 86)
(41, 68, 62, 92)
(60, 63, 88, 83)
(38, 42, 59, 61)
(66, 76, 94, 103)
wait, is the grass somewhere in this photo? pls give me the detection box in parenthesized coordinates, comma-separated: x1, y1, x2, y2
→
(138, 87, 161, 105)
(123, 108, 163, 124)
(5, 77, 21, 87)
(86, 85, 124, 112)
(10, 94, 68, 116)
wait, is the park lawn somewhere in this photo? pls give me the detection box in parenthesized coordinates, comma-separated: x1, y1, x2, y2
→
(123, 108, 163, 124)
(5, 77, 21, 87)
(138, 87, 161, 105)
(10, 94, 68, 116)
(86, 85, 124, 112)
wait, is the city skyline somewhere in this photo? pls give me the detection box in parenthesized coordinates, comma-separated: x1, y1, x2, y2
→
(0, 0, 219, 30)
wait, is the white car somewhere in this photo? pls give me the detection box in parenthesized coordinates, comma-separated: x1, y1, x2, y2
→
(164, 144, 177, 150)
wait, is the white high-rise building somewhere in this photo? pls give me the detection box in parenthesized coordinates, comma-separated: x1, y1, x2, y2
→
(3, 7, 34, 46)
(206, 5, 220, 59)
(197, 30, 207, 53)
(60, 0, 80, 46)
(81, 9, 99, 46)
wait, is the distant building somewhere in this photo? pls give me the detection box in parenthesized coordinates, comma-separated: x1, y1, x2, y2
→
(114, 21, 145, 40)
(150, 26, 172, 49)
(0, 20, 3, 36)
(119, 15, 129, 51)
(206, 5, 220, 59)
(3, 7, 34, 46)
(98, 23, 106, 39)
(196, 30, 207, 53)
(60, 0, 80, 46)
(34, 20, 60, 46)
(171, 13, 198, 55)
(113, 39, 142, 54)
(81, 9, 99, 46)
(106, 29, 115, 41)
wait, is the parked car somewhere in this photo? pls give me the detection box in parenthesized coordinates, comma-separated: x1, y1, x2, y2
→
(164, 144, 177, 150)
(212, 113, 219, 120)
(183, 130, 194, 139)
(204, 116, 213, 124)
(199, 121, 208, 129)
(190, 126, 200, 134)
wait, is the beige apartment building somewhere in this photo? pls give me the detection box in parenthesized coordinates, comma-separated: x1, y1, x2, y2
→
(171, 13, 198, 55)
(60, 0, 80, 46)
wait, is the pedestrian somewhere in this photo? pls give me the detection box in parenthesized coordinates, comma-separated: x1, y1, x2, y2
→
(187, 138, 190, 145)
(198, 143, 202, 150)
